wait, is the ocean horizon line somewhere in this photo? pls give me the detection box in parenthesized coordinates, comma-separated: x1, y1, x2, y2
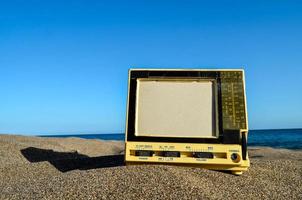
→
(40, 127, 302, 136)
(1, 127, 302, 137)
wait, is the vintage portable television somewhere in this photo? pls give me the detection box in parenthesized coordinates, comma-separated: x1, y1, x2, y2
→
(124, 69, 249, 175)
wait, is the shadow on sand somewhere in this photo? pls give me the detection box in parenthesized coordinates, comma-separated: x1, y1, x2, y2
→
(21, 147, 124, 172)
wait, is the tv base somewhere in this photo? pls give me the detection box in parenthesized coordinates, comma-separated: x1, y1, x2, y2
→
(125, 141, 250, 175)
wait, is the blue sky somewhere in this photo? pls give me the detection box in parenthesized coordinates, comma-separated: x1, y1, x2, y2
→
(0, 0, 302, 135)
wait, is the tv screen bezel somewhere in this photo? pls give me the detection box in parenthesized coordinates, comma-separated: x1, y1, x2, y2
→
(126, 69, 243, 144)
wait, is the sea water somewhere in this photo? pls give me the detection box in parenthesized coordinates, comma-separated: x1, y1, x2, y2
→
(41, 129, 302, 150)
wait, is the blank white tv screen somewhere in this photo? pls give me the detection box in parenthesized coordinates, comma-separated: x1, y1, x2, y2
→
(135, 79, 217, 138)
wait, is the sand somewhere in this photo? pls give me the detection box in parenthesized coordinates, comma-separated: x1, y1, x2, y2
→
(0, 134, 301, 200)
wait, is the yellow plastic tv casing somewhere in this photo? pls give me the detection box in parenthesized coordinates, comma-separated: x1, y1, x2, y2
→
(124, 69, 250, 175)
